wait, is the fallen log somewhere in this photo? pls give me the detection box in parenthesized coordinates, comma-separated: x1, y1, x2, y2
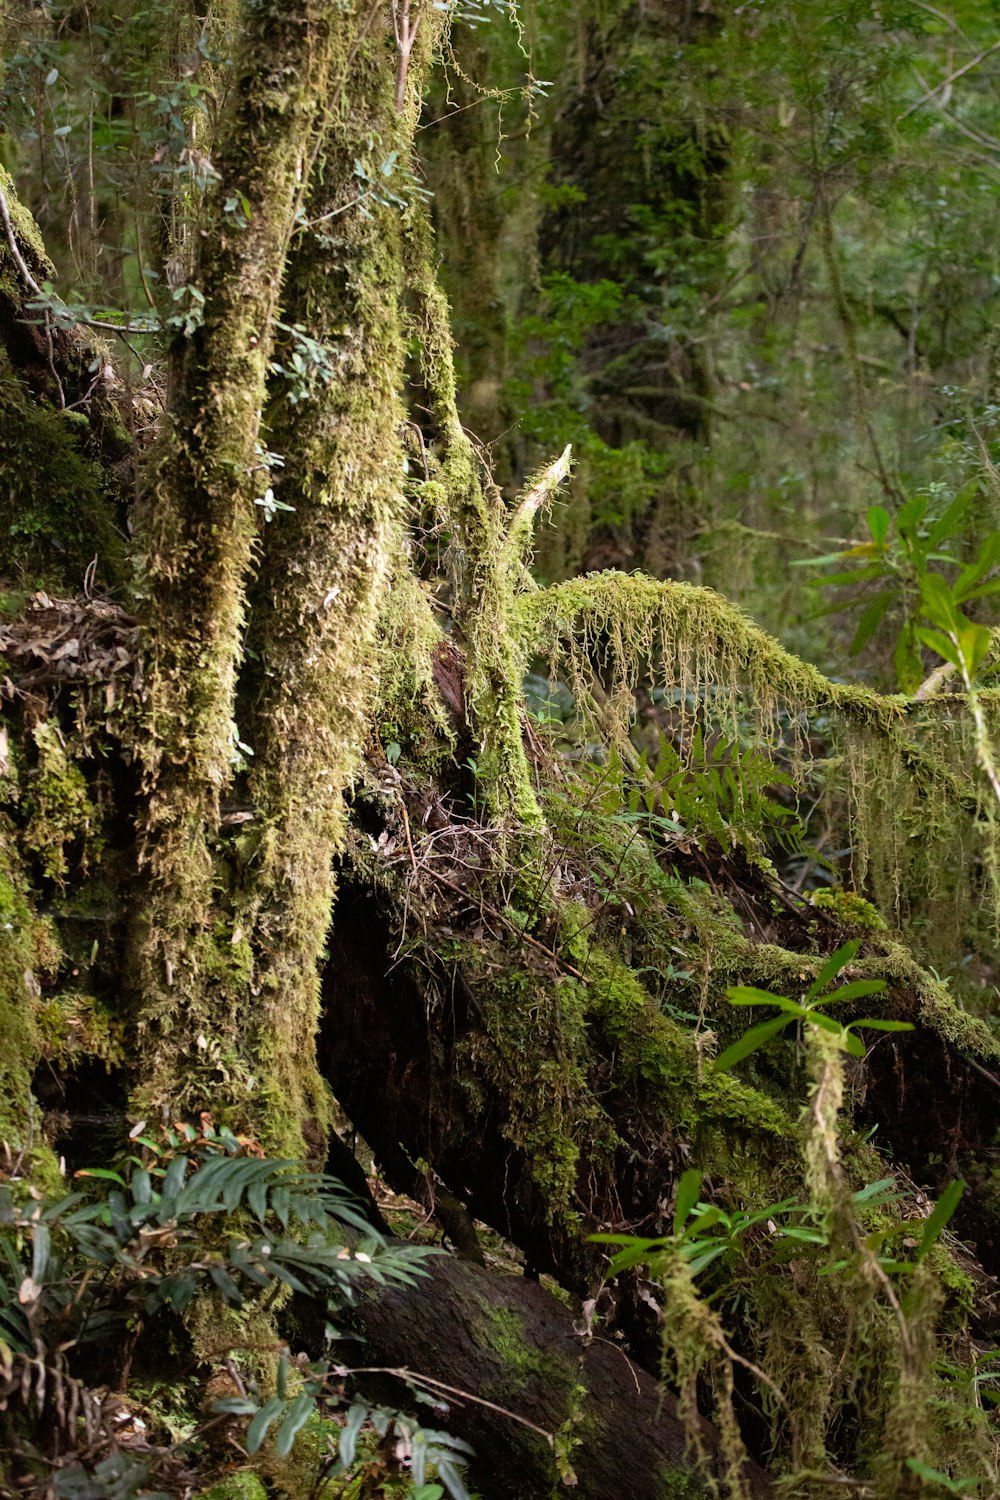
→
(348, 1249, 772, 1500)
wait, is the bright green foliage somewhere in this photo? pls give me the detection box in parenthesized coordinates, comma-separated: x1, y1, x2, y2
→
(714, 937, 906, 1071)
(800, 489, 1000, 692)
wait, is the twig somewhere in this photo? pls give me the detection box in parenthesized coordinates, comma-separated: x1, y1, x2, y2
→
(508, 444, 573, 540)
(424, 866, 589, 983)
(897, 37, 1000, 121)
(392, 0, 424, 114)
(346, 1366, 555, 1444)
(399, 799, 419, 876)
(964, 1054, 1000, 1093)
(0, 182, 154, 336)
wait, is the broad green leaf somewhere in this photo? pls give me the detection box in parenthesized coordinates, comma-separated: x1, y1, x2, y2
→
(897, 494, 927, 537)
(920, 571, 961, 631)
(673, 1169, 703, 1236)
(684, 1243, 728, 1276)
(925, 490, 971, 547)
(161, 1155, 188, 1203)
(958, 621, 992, 676)
(814, 566, 885, 588)
(436, 1457, 472, 1500)
(916, 1180, 965, 1264)
(817, 979, 887, 1005)
(247, 1395, 285, 1454)
(866, 505, 890, 546)
(790, 551, 852, 567)
(339, 1402, 368, 1469)
(274, 1393, 315, 1457)
(850, 1177, 898, 1204)
(714, 1015, 794, 1072)
(895, 627, 924, 694)
(953, 531, 1000, 600)
(31, 1224, 50, 1285)
(805, 939, 861, 1002)
(209, 1264, 244, 1304)
(131, 1167, 152, 1206)
(846, 1018, 913, 1034)
(914, 626, 959, 668)
(806, 1011, 845, 1035)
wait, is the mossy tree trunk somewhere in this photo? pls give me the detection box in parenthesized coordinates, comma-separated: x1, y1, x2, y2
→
(232, 19, 440, 1152)
(126, 0, 345, 1127)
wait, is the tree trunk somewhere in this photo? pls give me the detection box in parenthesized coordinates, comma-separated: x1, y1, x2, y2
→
(350, 1250, 773, 1500)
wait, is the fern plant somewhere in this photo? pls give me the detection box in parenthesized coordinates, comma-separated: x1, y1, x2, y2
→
(0, 1142, 433, 1359)
(624, 725, 806, 856)
(0, 1127, 451, 1498)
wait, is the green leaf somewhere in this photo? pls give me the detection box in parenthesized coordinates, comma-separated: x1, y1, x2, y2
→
(673, 1169, 703, 1236)
(814, 566, 886, 588)
(866, 505, 890, 546)
(895, 627, 924, 694)
(161, 1155, 188, 1203)
(897, 494, 927, 537)
(805, 939, 861, 1002)
(914, 626, 959, 668)
(816, 979, 886, 1005)
(339, 1402, 368, 1469)
(208, 1264, 244, 1303)
(920, 570, 961, 632)
(684, 1242, 728, 1276)
(953, 531, 1000, 601)
(958, 622, 992, 676)
(916, 1181, 965, 1264)
(726, 985, 802, 1013)
(790, 551, 851, 567)
(246, 1396, 285, 1454)
(713, 1015, 794, 1072)
(850, 1177, 898, 1204)
(436, 1456, 472, 1500)
(849, 589, 894, 656)
(274, 1393, 315, 1457)
(846, 1018, 913, 1034)
(31, 1224, 50, 1285)
(925, 491, 971, 547)
(131, 1168, 152, 1206)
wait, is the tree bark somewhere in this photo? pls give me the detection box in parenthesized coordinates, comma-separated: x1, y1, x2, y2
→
(350, 1250, 773, 1500)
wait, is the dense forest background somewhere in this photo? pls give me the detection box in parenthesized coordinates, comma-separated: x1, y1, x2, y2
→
(4, 2, 1000, 1497)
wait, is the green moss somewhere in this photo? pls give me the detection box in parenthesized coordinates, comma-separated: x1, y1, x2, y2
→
(807, 887, 888, 932)
(572, 946, 790, 1140)
(22, 722, 100, 885)
(36, 992, 123, 1067)
(0, 363, 124, 588)
(0, 817, 61, 1173)
(656, 1466, 708, 1498)
(195, 1474, 268, 1500)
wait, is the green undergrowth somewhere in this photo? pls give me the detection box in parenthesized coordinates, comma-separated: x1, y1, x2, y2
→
(0, 360, 125, 589)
